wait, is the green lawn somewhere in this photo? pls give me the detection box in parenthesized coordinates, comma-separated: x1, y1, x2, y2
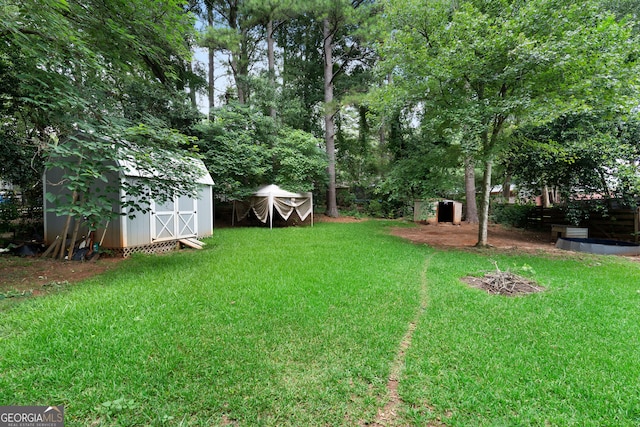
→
(1, 221, 639, 426)
(404, 249, 640, 426)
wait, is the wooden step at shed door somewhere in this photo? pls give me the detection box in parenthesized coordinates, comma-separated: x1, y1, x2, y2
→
(179, 238, 205, 249)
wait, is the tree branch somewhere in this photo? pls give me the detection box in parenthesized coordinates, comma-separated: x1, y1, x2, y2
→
(417, 28, 434, 49)
(0, 28, 55, 42)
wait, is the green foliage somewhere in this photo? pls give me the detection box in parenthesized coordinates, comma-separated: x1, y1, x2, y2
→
(0, 196, 20, 232)
(504, 112, 640, 208)
(366, 199, 397, 218)
(336, 190, 357, 209)
(275, 12, 325, 134)
(378, 123, 464, 208)
(193, 104, 275, 198)
(44, 125, 205, 230)
(363, 186, 410, 219)
(195, 103, 327, 199)
(1, 0, 202, 205)
(490, 203, 536, 228)
(376, 0, 640, 244)
(272, 128, 328, 192)
(200, 25, 242, 52)
(561, 199, 611, 226)
(365, 199, 385, 218)
(334, 107, 388, 195)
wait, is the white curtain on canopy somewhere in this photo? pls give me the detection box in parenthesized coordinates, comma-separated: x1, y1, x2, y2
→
(233, 184, 313, 228)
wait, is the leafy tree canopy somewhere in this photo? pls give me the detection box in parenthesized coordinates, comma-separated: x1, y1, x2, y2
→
(374, 0, 640, 244)
(193, 103, 327, 200)
(1, 0, 204, 218)
(504, 111, 640, 207)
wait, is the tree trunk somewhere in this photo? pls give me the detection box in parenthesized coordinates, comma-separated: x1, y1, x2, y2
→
(502, 174, 512, 201)
(187, 59, 197, 108)
(267, 19, 276, 119)
(464, 156, 478, 223)
(230, 59, 243, 104)
(542, 184, 551, 208)
(67, 217, 82, 261)
(206, 5, 215, 118)
(58, 190, 79, 260)
(227, 1, 246, 104)
(378, 73, 393, 148)
(238, 28, 250, 103)
(476, 158, 493, 247)
(208, 49, 215, 116)
(323, 18, 338, 217)
(476, 108, 505, 246)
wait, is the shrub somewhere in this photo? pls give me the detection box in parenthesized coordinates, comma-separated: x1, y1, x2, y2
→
(0, 196, 19, 232)
(337, 190, 356, 210)
(491, 203, 535, 228)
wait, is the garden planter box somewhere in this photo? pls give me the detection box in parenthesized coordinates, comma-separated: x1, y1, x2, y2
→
(556, 237, 640, 256)
(551, 224, 588, 241)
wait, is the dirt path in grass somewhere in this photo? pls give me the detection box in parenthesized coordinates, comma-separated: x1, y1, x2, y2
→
(368, 254, 447, 427)
(366, 221, 555, 425)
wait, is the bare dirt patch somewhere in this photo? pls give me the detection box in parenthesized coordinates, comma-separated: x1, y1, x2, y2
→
(316, 214, 364, 223)
(0, 255, 123, 297)
(390, 222, 558, 254)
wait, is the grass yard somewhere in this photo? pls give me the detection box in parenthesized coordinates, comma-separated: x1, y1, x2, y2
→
(1, 221, 639, 426)
(403, 250, 640, 426)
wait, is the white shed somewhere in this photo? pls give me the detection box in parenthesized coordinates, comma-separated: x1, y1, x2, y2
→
(43, 157, 214, 257)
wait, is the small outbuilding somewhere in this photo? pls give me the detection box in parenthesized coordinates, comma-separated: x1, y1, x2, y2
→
(232, 184, 313, 228)
(414, 199, 463, 225)
(44, 156, 214, 257)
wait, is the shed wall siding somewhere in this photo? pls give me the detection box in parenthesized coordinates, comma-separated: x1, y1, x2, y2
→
(96, 216, 122, 248)
(44, 167, 121, 246)
(126, 211, 152, 246)
(44, 160, 214, 250)
(94, 171, 123, 248)
(197, 185, 214, 238)
(122, 178, 152, 246)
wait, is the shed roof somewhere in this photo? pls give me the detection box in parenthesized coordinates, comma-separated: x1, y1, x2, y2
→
(118, 154, 214, 186)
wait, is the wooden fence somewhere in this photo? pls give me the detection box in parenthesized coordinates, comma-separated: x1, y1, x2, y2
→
(526, 206, 640, 243)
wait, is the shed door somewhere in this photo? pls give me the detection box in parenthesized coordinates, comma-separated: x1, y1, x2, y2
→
(152, 198, 177, 241)
(151, 195, 198, 242)
(177, 194, 197, 238)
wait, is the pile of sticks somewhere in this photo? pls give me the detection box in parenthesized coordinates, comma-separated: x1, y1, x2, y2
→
(42, 220, 109, 261)
(469, 261, 544, 296)
(477, 271, 543, 296)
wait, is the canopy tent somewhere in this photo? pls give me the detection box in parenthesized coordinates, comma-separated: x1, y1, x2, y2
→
(232, 184, 313, 228)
